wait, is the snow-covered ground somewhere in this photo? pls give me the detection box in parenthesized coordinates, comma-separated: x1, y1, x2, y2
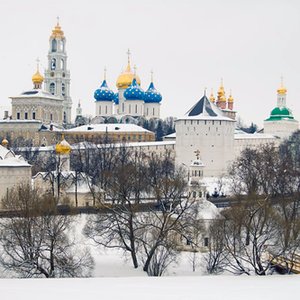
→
(0, 214, 299, 299)
(0, 276, 299, 300)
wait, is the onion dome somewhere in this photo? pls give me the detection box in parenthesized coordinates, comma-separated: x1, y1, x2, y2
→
(114, 92, 119, 105)
(1, 138, 8, 147)
(209, 89, 215, 103)
(116, 51, 141, 89)
(144, 81, 162, 103)
(32, 67, 44, 85)
(94, 80, 115, 102)
(51, 19, 64, 39)
(227, 92, 234, 103)
(217, 81, 226, 103)
(124, 78, 145, 100)
(55, 136, 71, 155)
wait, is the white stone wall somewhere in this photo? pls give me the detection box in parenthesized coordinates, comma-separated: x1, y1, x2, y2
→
(0, 166, 31, 207)
(175, 119, 235, 177)
(264, 120, 299, 139)
(124, 100, 144, 117)
(95, 101, 113, 117)
(234, 135, 280, 158)
(144, 103, 160, 119)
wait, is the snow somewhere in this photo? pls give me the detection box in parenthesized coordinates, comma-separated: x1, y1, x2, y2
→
(67, 123, 152, 133)
(0, 215, 298, 299)
(0, 276, 298, 300)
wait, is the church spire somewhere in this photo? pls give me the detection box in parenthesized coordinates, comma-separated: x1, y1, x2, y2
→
(44, 20, 72, 124)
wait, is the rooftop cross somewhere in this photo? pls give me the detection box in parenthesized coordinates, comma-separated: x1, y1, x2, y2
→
(194, 149, 201, 160)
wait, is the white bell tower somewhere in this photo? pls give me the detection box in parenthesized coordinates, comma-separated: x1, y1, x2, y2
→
(44, 18, 72, 124)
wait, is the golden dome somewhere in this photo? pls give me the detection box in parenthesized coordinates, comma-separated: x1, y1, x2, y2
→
(228, 93, 234, 103)
(55, 136, 71, 155)
(32, 69, 44, 84)
(116, 63, 141, 89)
(217, 82, 226, 102)
(51, 19, 64, 39)
(1, 138, 8, 146)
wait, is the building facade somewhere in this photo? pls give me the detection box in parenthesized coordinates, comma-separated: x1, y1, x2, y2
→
(94, 54, 162, 121)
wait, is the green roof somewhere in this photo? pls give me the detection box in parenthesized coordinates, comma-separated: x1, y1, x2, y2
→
(265, 106, 295, 121)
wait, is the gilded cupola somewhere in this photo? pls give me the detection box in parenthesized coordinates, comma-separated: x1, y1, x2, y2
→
(116, 50, 141, 89)
(51, 18, 64, 39)
(55, 135, 71, 155)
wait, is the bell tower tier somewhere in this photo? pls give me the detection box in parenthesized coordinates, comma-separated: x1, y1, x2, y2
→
(44, 19, 72, 125)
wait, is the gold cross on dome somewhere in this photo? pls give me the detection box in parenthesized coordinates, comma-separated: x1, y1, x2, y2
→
(194, 149, 201, 160)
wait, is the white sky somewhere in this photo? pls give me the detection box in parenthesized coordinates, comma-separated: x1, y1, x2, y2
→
(0, 0, 300, 128)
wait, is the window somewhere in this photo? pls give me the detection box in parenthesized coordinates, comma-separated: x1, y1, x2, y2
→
(61, 59, 64, 69)
(153, 107, 155, 115)
(51, 39, 57, 52)
(99, 106, 101, 115)
(129, 104, 131, 114)
(204, 237, 209, 247)
(24, 112, 28, 120)
(146, 108, 149, 116)
(51, 58, 56, 70)
(32, 112, 36, 119)
(62, 83, 65, 96)
(50, 83, 55, 95)
(17, 112, 20, 119)
(50, 113, 53, 121)
(135, 104, 137, 113)
(105, 106, 107, 114)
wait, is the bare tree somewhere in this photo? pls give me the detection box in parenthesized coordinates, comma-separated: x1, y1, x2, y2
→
(0, 185, 94, 278)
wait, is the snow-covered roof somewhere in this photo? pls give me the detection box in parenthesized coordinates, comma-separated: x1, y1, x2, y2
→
(66, 123, 153, 133)
(234, 133, 279, 140)
(177, 95, 235, 122)
(10, 89, 62, 101)
(0, 145, 31, 167)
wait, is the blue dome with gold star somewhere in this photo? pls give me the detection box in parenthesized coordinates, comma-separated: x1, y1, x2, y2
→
(144, 81, 162, 103)
(124, 78, 145, 100)
(94, 80, 115, 101)
(114, 92, 119, 105)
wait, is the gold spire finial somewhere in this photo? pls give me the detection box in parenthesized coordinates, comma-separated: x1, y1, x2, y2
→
(277, 76, 287, 95)
(104, 66, 107, 80)
(209, 88, 215, 103)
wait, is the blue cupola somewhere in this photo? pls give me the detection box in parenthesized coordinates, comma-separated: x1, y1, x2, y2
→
(124, 78, 145, 100)
(144, 81, 162, 103)
(94, 80, 115, 101)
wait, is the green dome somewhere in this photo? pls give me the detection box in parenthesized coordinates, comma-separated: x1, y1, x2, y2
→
(265, 106, 294, 121)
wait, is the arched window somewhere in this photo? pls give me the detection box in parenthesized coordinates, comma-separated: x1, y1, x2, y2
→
(51, 58, 56, 70)
(50, 83, 55, 95)
(99, 106, 101, 115)
(135, 105, 137, 113)
(63, 112, 67, 123)
(61, 59, 64, 69)
(129, 104, 131, 114)
(51, 39, 57, 52)
(62, 83, 65, 96)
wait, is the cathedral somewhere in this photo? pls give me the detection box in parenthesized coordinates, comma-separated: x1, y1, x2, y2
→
(93, 51, 162, 123)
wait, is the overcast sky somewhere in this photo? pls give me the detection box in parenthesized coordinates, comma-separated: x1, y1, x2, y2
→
(0, 0, 299, 128)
